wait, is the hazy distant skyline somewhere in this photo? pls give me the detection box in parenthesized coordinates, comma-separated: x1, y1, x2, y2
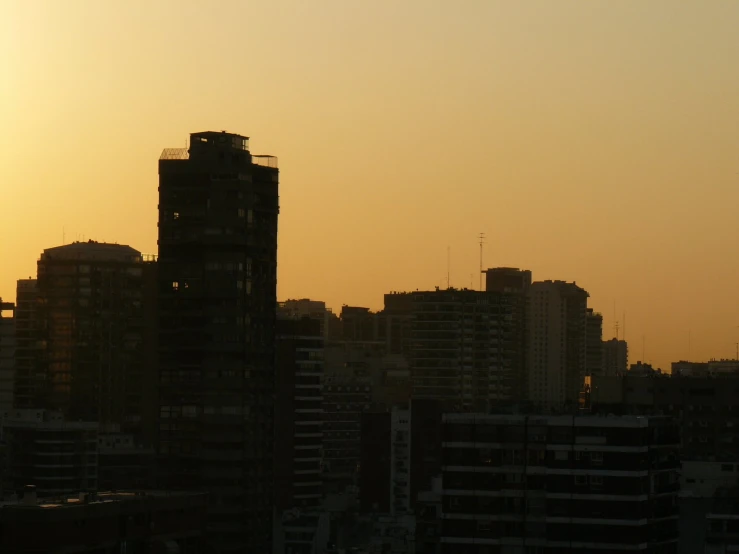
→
(3, 1, 739, 371)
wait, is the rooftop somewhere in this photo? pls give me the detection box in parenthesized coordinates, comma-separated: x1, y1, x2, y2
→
(41, 241, 141, 263)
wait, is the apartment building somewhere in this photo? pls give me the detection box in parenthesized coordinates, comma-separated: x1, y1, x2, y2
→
(440, 413, 680, 553)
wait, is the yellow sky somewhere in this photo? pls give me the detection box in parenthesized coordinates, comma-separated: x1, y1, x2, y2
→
(2, 1, 739, 370)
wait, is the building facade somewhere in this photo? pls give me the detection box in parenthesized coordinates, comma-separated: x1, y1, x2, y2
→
(410, 288, 526, 413)
(440, 413, 680, 553)
(157, 131, 279, 552)
(0, 301, 15, 415)
(528, 280, 589, 412)
(1, 409, 98, 497)
(12, 279, 39, 410)
(275, 315, 324, 513)
(603, 338, 628, 376)
(36, 241, 145, 435)
(586, 308, 604, 377)
(0, 490, 207, 554)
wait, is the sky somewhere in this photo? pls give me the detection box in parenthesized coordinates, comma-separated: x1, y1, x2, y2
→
(2, 0, 739, 371)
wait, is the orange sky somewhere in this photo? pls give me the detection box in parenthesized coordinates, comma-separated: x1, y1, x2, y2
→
(2, 1, 739, 371)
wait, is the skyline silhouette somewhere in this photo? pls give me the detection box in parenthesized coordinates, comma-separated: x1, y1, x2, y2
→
(4, 1, 739, 372)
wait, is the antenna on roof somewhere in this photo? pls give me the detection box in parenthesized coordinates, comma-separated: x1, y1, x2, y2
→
(447, 246, 450, 289)
(62, 227, 65, 246)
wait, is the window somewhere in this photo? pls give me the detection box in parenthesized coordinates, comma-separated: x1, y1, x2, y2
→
(554, 451, 568, 461)
(590, 451, 604, 465)
(722, 464, 734, 472)
(172, 281, 179, 291)
(575, 475, 587, 486)
(173, 212, 180, 219)
(590, 475, 604, 488)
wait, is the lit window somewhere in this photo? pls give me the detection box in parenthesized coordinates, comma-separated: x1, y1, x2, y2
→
(172, 281, 179, 291)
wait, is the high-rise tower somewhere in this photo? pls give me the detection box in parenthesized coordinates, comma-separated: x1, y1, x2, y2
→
(157, 131, 279, 552)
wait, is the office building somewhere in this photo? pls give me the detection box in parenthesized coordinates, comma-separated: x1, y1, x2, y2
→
(2, 409, 98, 497)
(157, 131, 279, 552)
(528, 280, 589, 412)
(603, 338, 628, 376)
(0, 301, 15, 415)
(36, 241, 145, 435)
(279, 298, 340, 341)
(12, 279, 39, 410)
(0, 489, 207, 554)
(410, 288, 526, 412)
(440, 413, 680, 553)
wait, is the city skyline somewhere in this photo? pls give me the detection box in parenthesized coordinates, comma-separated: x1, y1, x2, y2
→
(4, 1, 739, 372)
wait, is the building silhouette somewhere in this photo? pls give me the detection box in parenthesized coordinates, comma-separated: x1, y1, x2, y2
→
(603, 338, 628, 376)
(528, 280, 589, 412)
(157, 131, 279, 552)
(408, 288, 527, 412)
(482, 267, 532, 406)
(440, 413, 680, 552)
(35, 242, 145, 434)
(586, 308, 604, 377)
(0, 300, 15, 415)
(12, 279, 39, 410)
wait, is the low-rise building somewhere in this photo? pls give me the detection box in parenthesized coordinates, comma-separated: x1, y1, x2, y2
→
(0, 488, 207, 554)
(440, 413, 680, 553)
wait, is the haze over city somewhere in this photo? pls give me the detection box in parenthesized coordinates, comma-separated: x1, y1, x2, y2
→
(3, 0, 739, 371)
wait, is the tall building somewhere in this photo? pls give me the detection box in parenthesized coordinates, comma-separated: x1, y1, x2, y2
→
(13, 279, 39, 410)
(603, 338, 628, 376)
(0, 300, 15, 415)
(35, 241, 145, 435)
(157, 131, 279, 552)
(440, 413, 680, 553)
(410, 288, 526, 412)
(274, 315, 324, 513)
(586, 308, 603, 377)
(528, 280, 589, 412)
(483, 267, 532, 406)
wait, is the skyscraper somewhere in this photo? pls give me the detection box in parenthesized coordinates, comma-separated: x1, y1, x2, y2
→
(157, 131, 279, 553)
(528, 280, 589, 412)
(36, 241, 145, 433)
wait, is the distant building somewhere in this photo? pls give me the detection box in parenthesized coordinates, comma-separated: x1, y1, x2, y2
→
(157, 131, 279, 552)
(409, 288, 528, 412)
(0, 489, 207, 554)
(587, 373, 739, 460)
(528, 280, 589, 412)
(603, 338, 628, 376)
(586, 308, 603, 376)
(322, 343, 375, 492)
(12, 279, 39, 410)
(673, 360, 739, 377)
(340, 306, 381, 343)
(483, 268, 532, 406)
(36, 241, 145, 436)
(279, 298, 339, 341)
(0, 301, 15, 415)
(275, 315, 324, 512)
(2, 409, 98, 497)
(440, 413, 680, 552)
